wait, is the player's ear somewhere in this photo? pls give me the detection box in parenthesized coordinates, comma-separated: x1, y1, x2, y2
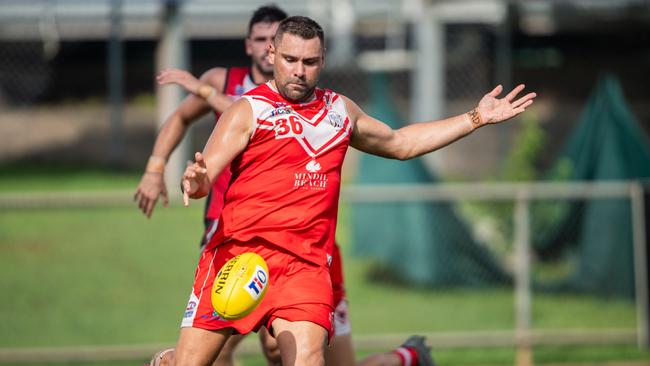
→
(245, 36, 253, 56)
(268, 43, 276, 65)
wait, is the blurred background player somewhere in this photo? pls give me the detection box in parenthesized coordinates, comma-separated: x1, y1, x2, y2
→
(138, 5, 435, 366)
(137, 5, 286, 366)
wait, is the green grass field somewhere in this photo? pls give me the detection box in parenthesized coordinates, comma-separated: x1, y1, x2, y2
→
(1, 167, 649, 365)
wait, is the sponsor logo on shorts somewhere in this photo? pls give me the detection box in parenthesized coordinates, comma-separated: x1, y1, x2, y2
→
(200, 310, 226, 321)
(244, 265, 268, 300)
(183, 299, 197, 319)
(181, 293, 200, 327)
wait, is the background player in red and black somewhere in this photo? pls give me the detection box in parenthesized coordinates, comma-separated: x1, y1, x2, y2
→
(134, 6, 286, 366)
(134, 5, 283, 227)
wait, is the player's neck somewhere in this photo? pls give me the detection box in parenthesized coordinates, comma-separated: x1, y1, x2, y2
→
(269, 80, 316, 104)
(250, 64, 273, 85)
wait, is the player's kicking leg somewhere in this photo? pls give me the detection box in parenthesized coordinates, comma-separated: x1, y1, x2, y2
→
(145, 334, 246, 366)
(171, 327, 232, 365)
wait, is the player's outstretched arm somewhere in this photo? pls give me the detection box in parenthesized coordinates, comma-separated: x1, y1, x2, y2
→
(134, 68, 227, 218)
(348, 84, 536, 160)
(157, 68, 235, 114)
(181, 98, 255, 206)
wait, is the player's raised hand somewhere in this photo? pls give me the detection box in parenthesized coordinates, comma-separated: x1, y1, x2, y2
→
(181, 152, 211, 206)
(473, 84, 537, 127)
(157, 68, 202, 95)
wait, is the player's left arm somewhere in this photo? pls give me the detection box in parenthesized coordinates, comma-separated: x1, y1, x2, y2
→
(347, 84, 536, 160)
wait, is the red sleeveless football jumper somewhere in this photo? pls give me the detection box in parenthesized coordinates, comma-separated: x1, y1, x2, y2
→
(207, 82, 353, 268)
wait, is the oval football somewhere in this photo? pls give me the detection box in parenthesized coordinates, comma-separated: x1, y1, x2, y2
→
(211, 252, 269, 320)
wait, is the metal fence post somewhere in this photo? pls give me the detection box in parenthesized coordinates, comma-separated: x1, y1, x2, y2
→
(156, 0, 190, 196)
(514, 190, 533, 366)
(108, 0, 124, 164)
(411, 1, 444, 174)
(631, 182, 649, 348)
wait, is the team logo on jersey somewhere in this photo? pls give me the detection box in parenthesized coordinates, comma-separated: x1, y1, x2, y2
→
(326, 112, 344, 129)
(306, 160, 321, 173)
(235, 84, 245, 96)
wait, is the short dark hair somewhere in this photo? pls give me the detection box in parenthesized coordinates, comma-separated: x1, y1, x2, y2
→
(274, 16, 325, 48)
(248, 5, 288, 35)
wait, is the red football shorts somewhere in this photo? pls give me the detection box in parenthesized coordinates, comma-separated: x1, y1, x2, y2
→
(330, 243, 346, 306)
(181, 239, 335, 338)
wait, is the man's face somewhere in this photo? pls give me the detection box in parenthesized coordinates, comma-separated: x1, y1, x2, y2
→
(246, 21, 280, 76)
(268, 33, 324, 103)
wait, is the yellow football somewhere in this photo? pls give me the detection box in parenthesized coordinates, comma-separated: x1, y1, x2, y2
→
(211, 252, 269, 320)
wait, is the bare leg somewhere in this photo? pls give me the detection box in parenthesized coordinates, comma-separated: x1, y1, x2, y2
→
(359, 335, 435, 366)
(214, 334, 245, 366)
(148, 334, 246, 366)
(357, 352, 402, 366)
(258, 327, 282, 366)
(327, 334, 432, 366)
(324, 333, 356, 366)
(271, 318, 327, 366)
(171, 327, 232, 366)
(324, 333, 401, 366)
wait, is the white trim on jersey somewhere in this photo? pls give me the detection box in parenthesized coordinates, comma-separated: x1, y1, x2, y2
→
(243, 86, 352, 159)
(242, 73, 257, 94)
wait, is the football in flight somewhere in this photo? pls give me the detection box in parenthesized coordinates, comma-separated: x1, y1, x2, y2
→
(212, 252, 269, 320)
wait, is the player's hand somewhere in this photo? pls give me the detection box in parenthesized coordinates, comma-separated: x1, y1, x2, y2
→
(475, 84, 536, 126)
(133, 172, 169, 218)
(181, 152, 211, 206)
(157, 68, 202, 95)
